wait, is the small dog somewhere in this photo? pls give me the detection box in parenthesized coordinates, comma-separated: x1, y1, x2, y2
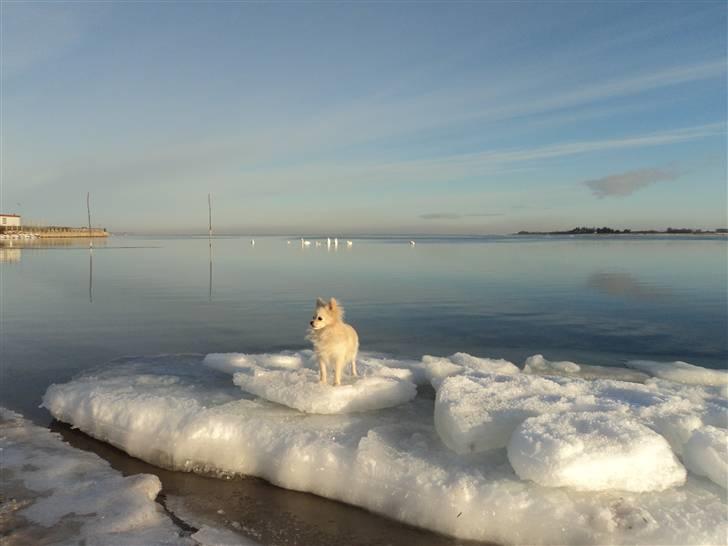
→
(307, 297, 359, 386)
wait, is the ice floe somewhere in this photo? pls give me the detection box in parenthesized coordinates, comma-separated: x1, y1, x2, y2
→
(626, 359, 728, 386)
(204, 351, 417, 413)
(42, 352, 728, 546)
(507, 412, 686, 492)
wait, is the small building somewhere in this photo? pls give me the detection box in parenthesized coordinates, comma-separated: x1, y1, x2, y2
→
(0, 214, 21, 228)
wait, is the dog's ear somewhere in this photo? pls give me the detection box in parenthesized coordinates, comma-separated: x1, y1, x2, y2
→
(316, 297, 326, 307)
(328, 298, 338, 311)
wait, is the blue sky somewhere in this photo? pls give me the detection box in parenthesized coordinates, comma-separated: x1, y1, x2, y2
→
(2, 1, 726, 234)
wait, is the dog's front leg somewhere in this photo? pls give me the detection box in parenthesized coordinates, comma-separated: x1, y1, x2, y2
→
(319, 357, 328, 384)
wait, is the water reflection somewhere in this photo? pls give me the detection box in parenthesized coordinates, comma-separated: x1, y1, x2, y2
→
(89, 250, 94, 304)
(587, 271, 672, 301)
(209, 239, 213, 302)
(0, 247, 21, 263)
(0, 237, 109, 249)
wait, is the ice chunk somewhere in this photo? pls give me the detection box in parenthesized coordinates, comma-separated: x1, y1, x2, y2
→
(422, 352, 519, 387)
(525, 354, 649, 382)
(626, 360, 728, 387)
(682, 426, 728, 489)
(42, 354, 728, 546)
(434, 372, 624, 454)
(0, 407, 186, 545)
(507, 412, 687, 492)
(232, 366, 417, 414)
(525, 354, 581, 374)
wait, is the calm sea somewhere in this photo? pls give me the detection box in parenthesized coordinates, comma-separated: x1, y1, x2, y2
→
(2, 234, 726, 424)
(2, 234, 726, 545)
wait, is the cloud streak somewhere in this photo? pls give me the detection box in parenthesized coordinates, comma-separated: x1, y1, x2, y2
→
(583, 166, 681, 198)
(419, 212, 504, 220)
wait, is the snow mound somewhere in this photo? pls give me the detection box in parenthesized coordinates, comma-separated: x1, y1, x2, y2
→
(525, 354, 650, 382)
(422, 352, 519, 387)
(41, 354, 728, 546)
(626, 359, 728, 386)
(683, 426, 728, 489)
(0, 407, 186, 545)
(507, 412, 687, 492)
(232, 367, 417, 414)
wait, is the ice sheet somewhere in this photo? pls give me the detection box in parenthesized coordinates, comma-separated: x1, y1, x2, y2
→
(626, 359, 728, 386)
(42, 353, 728, 546)
(0, 407, 187, 545)
(507, 412, 686, 492)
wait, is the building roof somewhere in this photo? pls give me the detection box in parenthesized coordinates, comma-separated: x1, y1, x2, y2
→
(0, 214, 20, 217)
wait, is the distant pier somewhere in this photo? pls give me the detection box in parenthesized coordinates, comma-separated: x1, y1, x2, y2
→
(0, 226, 108, 239)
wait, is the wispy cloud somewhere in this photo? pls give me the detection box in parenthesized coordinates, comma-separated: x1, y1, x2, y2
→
(419, 212, 504, 220)
(1, 4, 107, 78)
(583, 166, 681, 198)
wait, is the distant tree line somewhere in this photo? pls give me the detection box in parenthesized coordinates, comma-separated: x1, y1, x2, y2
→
(516, 226, 727, 235)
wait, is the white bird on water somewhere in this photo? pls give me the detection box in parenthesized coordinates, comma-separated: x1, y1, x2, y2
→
(334, 238, 339, 247)
(303, 240, 312, 247)
(250, 239, 255, 246)
(409, 240, 416, 246)
(327, 237, 331, 248)
(346, 240, 353, 247)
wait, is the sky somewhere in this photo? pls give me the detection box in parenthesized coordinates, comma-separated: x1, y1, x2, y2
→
(1, 1, 726, 235)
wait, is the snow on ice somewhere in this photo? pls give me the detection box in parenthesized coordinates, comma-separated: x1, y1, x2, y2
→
(42, 352, 728, 546)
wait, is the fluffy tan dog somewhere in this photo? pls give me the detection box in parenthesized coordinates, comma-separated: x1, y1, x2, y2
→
(307, 297, 359, 385)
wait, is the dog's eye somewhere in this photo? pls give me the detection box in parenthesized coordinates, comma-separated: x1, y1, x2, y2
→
(317, 317, 323, 321)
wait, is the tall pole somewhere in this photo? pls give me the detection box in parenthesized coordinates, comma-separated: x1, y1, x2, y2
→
(208, 193, 212, 240)
(87, 192, 93, 249)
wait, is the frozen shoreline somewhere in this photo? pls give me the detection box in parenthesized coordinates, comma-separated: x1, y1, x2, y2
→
(41, 351, 727, 545)
(0, 407, 259, 545)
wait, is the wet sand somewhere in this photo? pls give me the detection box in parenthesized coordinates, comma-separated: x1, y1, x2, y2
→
(51, 421, 495, 546)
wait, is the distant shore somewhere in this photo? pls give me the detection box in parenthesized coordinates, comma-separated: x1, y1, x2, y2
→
(515, 227, 728, 236)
